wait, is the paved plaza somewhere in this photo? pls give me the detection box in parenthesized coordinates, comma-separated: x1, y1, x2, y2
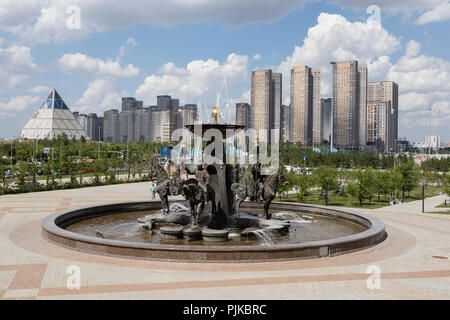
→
(0, 182, 449, 300)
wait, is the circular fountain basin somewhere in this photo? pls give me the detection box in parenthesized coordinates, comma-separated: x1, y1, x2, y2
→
(41, 201, 386, 262)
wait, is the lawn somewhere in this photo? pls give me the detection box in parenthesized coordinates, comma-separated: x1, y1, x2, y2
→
(278, 185, 444, 209)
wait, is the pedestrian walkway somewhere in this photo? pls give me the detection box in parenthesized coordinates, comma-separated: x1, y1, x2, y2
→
(0, 182, 449, 299)
(374, 194, 449, 214)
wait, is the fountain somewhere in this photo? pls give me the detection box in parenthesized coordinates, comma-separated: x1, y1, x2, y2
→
(41, 106, 387, 262)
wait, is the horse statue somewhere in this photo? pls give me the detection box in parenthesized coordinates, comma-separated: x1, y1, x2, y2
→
(250, 163, 265, 202)
(261, 171, 289, 220)
(231, 166, 252, 216)
(149, 156, 181, 214)
(181, 178, 215, 226)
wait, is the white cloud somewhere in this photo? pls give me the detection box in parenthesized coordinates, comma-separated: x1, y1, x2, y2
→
(417, 1, 450, 24)
(0, 0, 309, 43)
(0, 41, 38, 92)
(388, 40, 450, 93)
(277, 13, 401, 97)
(58, 52, 139, 77)
(28, 85, 51, 94)
(381, 40, 450, 138)
(0, 1, 89, 43)
(367, 55, 392, 81)
(0, 95, 41, 117)
(332, 0, 442, 12)
(1, 1, 447, 44)
(136, 53, 249, 122)
(75, 78, 128, 113)
(126, 38, 137, 46)
(252, 54, 262, 61)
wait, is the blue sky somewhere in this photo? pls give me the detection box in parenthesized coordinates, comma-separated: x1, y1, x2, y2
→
(0, 0, 449, 142)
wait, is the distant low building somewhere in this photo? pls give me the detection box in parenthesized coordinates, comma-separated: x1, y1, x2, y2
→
(413, 136, 441, 149)
(101, 95, 197, 143)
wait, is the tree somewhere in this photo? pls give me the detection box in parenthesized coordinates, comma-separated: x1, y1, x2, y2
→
(396, 161, 421, 198)
(315, 166, 338, 191)
(443, 174, 450, 197)
(0, 163, 10, 193)
(387, 170, 403, 200)
(374, 171, 385, 201)
(347, 168, 377, 205)
(286, 171, 315, 202)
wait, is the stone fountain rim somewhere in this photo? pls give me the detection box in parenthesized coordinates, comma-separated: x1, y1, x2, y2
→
(41, 200, 386, 261)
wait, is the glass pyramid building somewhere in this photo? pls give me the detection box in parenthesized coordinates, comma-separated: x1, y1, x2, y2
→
(20, 89, 90, 140)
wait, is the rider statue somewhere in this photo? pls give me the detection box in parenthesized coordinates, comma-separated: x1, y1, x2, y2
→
(251, 163, 265, 201)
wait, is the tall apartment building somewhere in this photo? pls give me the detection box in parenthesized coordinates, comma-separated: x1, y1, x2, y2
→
(290, 66, 314, 145)
(135, 108, 152, 142)
(321, 98, 332, 143)
(73, 112, 104, 141)
(367, 101, 390, 152)
(74, 113, 89, 136)
(177, 104, 197, 129)
(235, 103, 251, 128)
(311, 68, 322, 145)
(272, 72, 282, 140)
(156, 95, 179, 142)
(281, 105, 291, 143)
(367, 81, 398, 152)
(87, 113, 102, 141)
(358, 65, 368, 148)
(330, 61, 366, 150)
(250, 69, 282, 141)
(122, 97, 143, 111)
(175, 104, 197, 143)
(118, 97, 144, 142)
(103, 109, 120, 142)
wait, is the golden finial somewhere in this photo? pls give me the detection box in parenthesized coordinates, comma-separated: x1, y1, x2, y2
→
(211, 106, 218, 124)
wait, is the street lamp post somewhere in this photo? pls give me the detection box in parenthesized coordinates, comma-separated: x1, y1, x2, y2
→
(427, 106, 432, 155)
(97, 126, 101, 159)
(422, 181, 425, 213)
(325, 177, 329, 206)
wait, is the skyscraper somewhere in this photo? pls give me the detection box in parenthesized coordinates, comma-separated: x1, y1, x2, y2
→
(311, 68, 322, 145)
(119, 97, 143, 142)
(281, 104, 291, 142)
(358, 64, 368, 148)
(368, 81, 399, 152)
(330, 61, 364, 150)
(367, 101, 389, 152)
(76, 113, 89, 137)
(122, 97, 143, 112)
(88, 113, 102, 141)
(290, 66, 313, 145)
(321, 98, 332, 143)
(157, 95, 179, 142)
(103, 109, 120, 142)
(235, 103, 251, 128)
(250, 69, 281, 141)
(272, 72, 282, 140)
(177, 104, 197, 129)
(135, 108, 152, 142)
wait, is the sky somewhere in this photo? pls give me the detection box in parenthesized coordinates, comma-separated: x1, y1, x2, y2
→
(0, 0, 449, 142)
